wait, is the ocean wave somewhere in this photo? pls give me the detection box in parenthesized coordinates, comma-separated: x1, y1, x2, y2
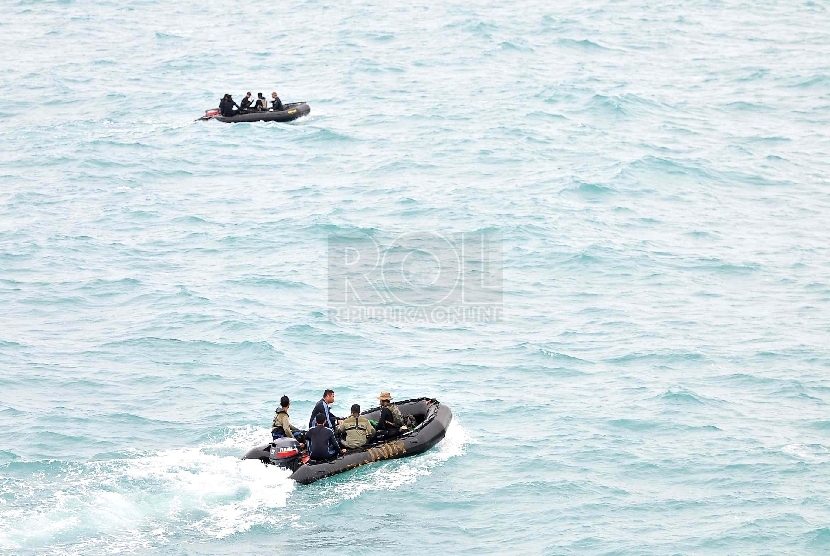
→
(655, 387, 723, 406)
(96, 338, 284, 358)
(559, 180, 617, 198)
(557, 38, 612, 51)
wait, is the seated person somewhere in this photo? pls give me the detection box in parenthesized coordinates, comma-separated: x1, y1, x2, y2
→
(375, 391, 408, 438)
(337, 404, 375, 449)
(271, 91, 285, 111)
(255, 92, 268, 111)
(271, 395, 304, 442)
(240, 92, 253, 112)
(219, 94, 239, 117)
(308, 389, 343, 431)
(306, 413, 345, 461)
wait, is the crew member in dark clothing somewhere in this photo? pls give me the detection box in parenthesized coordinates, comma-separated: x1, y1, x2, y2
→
(306, 413, 344, 461)
(255, 92, 268, 111)
(219, 94, 239, 117)
(309, 389, 343, 431)
(271, 91, 284, 111)
(375, 391, 408, 440)
(240, 92, 253, 112)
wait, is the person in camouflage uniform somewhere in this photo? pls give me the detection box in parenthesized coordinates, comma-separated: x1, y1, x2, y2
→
(377, 391, 408, 433)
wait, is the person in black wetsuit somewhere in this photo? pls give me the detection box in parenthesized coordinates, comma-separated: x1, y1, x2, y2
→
(255, 92, 268, 111)
(240, 92, 253, 112)
(271, 91, 284, 111)
(219, 94, 239, 117)
(306, 413, 344, 461)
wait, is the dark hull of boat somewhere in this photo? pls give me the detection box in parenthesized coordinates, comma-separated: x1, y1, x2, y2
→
(243, 398, 452, 485)
(211, 102, 310, 123)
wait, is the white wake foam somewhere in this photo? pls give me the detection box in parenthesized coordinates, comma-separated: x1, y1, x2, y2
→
(0, 426, 293, 552)
(0, 421, 469, 553)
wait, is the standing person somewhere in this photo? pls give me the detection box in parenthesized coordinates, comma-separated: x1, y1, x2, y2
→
(271, 395, 304, 442)
(240, 92, 253, 111)
(309, 389, 343, 430)
(255, 92, 268, 111)
(219, 94, 239, 117)
(271, 91, 284, 111)
(306, 413, 344, 461)
(337, 404, 375, 449)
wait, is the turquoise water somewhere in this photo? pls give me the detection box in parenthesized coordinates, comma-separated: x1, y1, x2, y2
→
(2, 0, 830, 553)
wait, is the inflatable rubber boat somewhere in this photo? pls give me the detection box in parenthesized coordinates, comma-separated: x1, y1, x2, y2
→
(243, 398, 452, 485)
(198, 102, 310, 123)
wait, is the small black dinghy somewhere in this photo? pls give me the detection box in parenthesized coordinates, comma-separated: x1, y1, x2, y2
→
(199, 102, 310, 123)
(243, 398, 452, 485)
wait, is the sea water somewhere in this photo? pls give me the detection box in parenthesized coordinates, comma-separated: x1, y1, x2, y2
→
(1, 0, 829, 554)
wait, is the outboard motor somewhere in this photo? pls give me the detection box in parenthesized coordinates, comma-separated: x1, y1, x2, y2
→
(269, 437, 302, 471)
(197, 108, 220, 121)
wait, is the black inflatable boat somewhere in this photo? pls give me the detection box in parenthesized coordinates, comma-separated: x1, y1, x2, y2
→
(199, 102, 310, 123)
(243, 398, 452, 485)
